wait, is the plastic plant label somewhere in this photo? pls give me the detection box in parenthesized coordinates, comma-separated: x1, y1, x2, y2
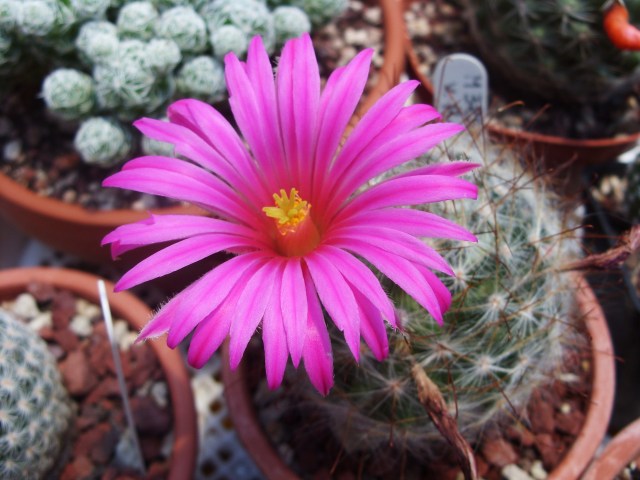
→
(433, 53, 488, 126)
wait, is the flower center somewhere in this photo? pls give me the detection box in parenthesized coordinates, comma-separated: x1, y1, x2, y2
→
(263, 188, 320, 256)
(263, 188, 311, 235)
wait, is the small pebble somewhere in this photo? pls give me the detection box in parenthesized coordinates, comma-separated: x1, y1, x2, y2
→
(76, 298, 101, 319)
(344, 27, 369, 46)
(151, 381, 168, 408)
(3, 139, 22, 162)
(28, 311, 53, 332)
(12, 293, 40, 318)
(559, 402, 571, 414)
(530, 460, 548, 480)
(502, 464, 533, 480)
(70, 314, 93, 337)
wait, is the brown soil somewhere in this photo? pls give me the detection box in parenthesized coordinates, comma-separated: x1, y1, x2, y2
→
(1, 282, 172, 480)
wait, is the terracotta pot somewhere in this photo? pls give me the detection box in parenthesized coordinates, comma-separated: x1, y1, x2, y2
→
(404, 19, 640, 168)
(582, 417, 640, 480)
(0, 267, 198, 480)
(221, 275, 614, 479)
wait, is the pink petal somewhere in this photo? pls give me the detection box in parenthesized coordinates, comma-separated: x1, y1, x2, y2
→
(102, 213, 263, 257)
(353, 288, 388, 360)
(280, 258, 308, 367)
(394, 161, 480, 179)
(329, 123, 466, 211)
(302, 268, 334, 395)
(316, 245, 396, 327)
(277, 34, 320, 191)
(225, 54, 286, 189)
(330, 242, 447, 324)
(115, 233, 261, 291)
(304, 251, 360, 361)
(103, 165, 261, 227)
(167, 252, 271, 347)
(228, 258, 281, 369)
(327, 103, 443, 189)
(335, 208, 477, 242)
(332, 81, 419, 176)
(262, 265, 289, 389)
(137, 299, 177, 341)
(335, 175, 478, 224)
(329, 226, 454, 275)
(168, 99, 271, 205)
(312, 48, 374, 199)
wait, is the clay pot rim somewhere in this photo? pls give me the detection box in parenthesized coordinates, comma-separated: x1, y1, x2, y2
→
(0, 171, 202, 226)
(222, 273, 615, 480)
(0, 267, 198, 480)
(582, 416, 640, 479)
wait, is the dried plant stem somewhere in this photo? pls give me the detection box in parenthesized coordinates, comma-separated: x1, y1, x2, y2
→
(410, 363, 477, 480)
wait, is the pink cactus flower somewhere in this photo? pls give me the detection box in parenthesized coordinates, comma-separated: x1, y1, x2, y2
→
(102, 34, 477, 395)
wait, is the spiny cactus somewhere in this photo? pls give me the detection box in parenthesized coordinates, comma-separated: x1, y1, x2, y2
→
(293, 130, 583, 462)
(273, 6, 311, 47)
(42, 68, 96, 120)
(463, 0, 640, 104)
(0, 309, 73, 480)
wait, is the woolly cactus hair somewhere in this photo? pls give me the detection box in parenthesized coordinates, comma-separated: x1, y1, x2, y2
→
(116, 1, 159, 40)
(145, 38, 181, 75)
(0, 0, 19, 31)
(176, 55, 226, 103)
(210, 24, 248, 60)
(272, 6, 311, 47)
(69, 0, 110, 20)
(74, 116, 132, 166)
(42, 68, 96, 121)
(75, 20, 119, 66)
(299, 131, 583, 462)
(15, 0, 57, 37)
(93, 39, 175, 117)
(290, 0, 348, 27)
(154, 5, 208, 54)
(0, 309, 73, 480)
(200, 0, 275, 54)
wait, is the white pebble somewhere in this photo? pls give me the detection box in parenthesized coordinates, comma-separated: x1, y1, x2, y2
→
(75, 298, 101, 319)
(113, 319, 129, 343)
(363, 6, 381, 24)
(12, 293, 40, 319)
(69, 314, 93, 337)
(28, 311, 53, 332)
(530, 460, 548, 480)
(151, 381, 168, 408)
(502, 464, 534, 480)
(344, 28, 369, 46)
(3, 139, 22, 162)
(560, 402, 571, 414)
(119, 332, 138, 352)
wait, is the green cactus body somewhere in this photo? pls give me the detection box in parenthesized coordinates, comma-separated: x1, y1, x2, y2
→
(464, 0, 640, 104)
(293, 132, 583, 462)
(0, 309, 73, 480)
(200, 0, 276, 54)
(272, 5, 311, 47)
(74, 116, 132, 166)
(41, 68, 96, 120)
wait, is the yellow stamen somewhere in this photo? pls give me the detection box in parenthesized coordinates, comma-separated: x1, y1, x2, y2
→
(263, 188, 311, 235)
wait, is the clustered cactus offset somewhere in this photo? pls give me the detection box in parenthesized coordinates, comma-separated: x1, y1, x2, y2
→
(463, 0, 640, 105)
(0, 309, 73, 480)
(284, 131, 584, 470)
(0, 0, 347, 165)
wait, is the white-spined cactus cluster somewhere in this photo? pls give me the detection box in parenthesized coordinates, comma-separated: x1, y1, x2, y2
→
(0, 0, 347, 166)
(0, 309, 73, 480)
(298, 131, 583, 461)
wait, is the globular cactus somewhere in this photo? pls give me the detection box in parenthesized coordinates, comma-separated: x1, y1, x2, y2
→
(74, 116, 133, 167)
(272, 6, 311, 47)
(2, 0, 345, 165)
(0, 309, 73, 480)
(41, 68, 96, 121)
(463, 0, 640, 105)
(296, 131, 583, 462)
